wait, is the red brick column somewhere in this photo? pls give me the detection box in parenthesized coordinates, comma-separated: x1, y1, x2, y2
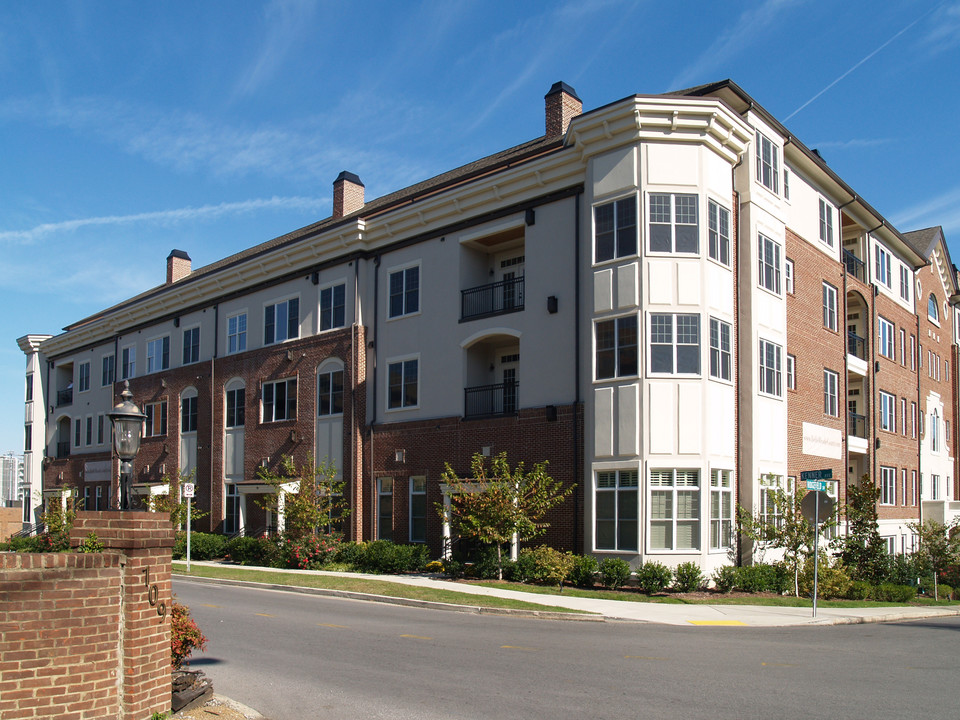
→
(72, 511, 175, 720)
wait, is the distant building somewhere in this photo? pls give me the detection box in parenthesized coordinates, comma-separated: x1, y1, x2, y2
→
(18, 80, 960, 566)
(0, 453, 23, 507)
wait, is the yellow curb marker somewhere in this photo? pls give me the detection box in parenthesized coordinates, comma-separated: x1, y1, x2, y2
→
(687, 620, 747, 626)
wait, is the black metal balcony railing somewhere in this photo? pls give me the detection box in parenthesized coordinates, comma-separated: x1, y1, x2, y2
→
(56, 387, 73, 407)
(57, 441, 70, 459)
(461, 276, 524, 321)
(843, 249, 866, 283)
(464, 382, 518, 418)
(848, 412, 868, 439)
(847, 331, 867, 360)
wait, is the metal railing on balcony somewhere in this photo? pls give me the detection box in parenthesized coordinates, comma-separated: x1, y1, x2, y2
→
(848, 412, 868, 439)
(843, 249, 866, 283)
(56, 387, 73, 406)
(57, 441, 70, 459)
(847, 331, 867, 360)
(464, 381, 518, 418)
(461, 276, 524, 321)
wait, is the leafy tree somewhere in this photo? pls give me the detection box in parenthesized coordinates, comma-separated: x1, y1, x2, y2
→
(835, 475, 888, 583)
(439, 452, 574, 580)
(908, 519, 960, 600)
(257, 455, 349, 541)
(151, 471, 208, 529)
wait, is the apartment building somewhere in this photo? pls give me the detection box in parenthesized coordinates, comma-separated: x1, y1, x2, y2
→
(18, 80, 959, 569)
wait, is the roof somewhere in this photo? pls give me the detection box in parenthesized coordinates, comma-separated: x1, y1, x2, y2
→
(902, 226, 943, 259)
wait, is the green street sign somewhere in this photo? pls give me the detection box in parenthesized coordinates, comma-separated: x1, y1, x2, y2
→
(805, 480, 829, 492)
(800, 469, 833, 482)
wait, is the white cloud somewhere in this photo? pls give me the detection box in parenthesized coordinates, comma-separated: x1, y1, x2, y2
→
(924, 2, 960, 54)
(891, 185, 960, 235)
(806, 137, 893, 150)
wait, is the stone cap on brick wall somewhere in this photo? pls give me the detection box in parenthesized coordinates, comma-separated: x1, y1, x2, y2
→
(70, 511, 176, 550)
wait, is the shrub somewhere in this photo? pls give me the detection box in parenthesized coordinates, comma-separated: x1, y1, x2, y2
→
(424, 560, 444, 573)
(673, 562, 705, 592)
(333, 541, 366, 567)
(874, 583, 917, 603)
(280, 533, 340, 569)
(712, 566, 737, 593)
(598, 558, 632, 590)
(184, 532, 228, 561)
(799, 558, 851, 600)
(884, 553, 928, 587)
(441, 558, 465, 579)
(170, 600, 207, 670)
(357, 539, 407, 574)
(471, 545, 505, 580)
(935, 583, 954, 601)
(513, 546, 574, 587)
(569, 555, 599, 588)
(225, 536, 277, 566)
(735, 563, 790, 594)
(846, 580, 873, 600)
(635, 561, 673, 594)
(76, 531, 104, 553)
(6, 535, 45, 553)
(512, 550, 540, 583)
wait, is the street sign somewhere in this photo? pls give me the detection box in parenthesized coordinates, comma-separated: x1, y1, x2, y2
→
(800, 469, 833, 482)
(800, 490, 834, 525)
(182, 483, 195, 498)
(805, 480, 829, 491)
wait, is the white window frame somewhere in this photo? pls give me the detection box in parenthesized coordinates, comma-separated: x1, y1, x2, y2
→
(877, 316, 894, 359)
(593, 195, 638, 263)
(758, 234, 782, 295)
(822, 282, 837, 331)
(78, 362, 91, 393)
(786, 354, 796, 391)
(101, 355, 115, 387)
(823, 369, 838, 417)
(879, 391, 895, 432)
(649, 468, 700, 552)
(264, 296, 300, 345)
(931, 473, 940, 501)
(709, 317, 732, 382)
(930, 410, 940, 452)
(225, 383, 245, 428)
(319, 282, 347, 332)
(377, 477, 393, 541)
(595, 315, 639, 380)
(899, 265, 910, 302)
(227, 312, 247, 354)
(409, 475, 427, 543)
(146, 336, 170, 374)
(928, 293, 940, 325)
(648, 193, 699, 255)
(120, 344, 136, 380)
(875, 245, 891, 288)
(818, 198, 834, 247)
(144, 400, 167, 437)
(386, 356, 419, 411)
(180, 389, 198, 434)
(710, 469, 733, 551)
(85, 415, 93, 447)
(182, 326, 200, 365)
(707, 199, 730, 266)
(595, 469, 639, 552)
(784, 258, 794, 294)
(759, 474, 792, 530)
(755, 130, 780, 193)
(759, 339, 783, 397)
(387, 263, 421, 319)
(262, 378, 297, 423)
(649, 313, 701, 376)
(317, 365, 344, 417)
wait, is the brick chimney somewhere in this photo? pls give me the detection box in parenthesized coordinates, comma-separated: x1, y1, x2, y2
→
(545, 81, 582, 137)
(332, 171, 365, 219)
(166, 249, 191, 284)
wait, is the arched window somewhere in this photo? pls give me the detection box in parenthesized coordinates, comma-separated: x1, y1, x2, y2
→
(317, 359, 344, 417)
(180, 387, 198, 434)
(224, 378, 245, 428)
(929, 294, 939, 323)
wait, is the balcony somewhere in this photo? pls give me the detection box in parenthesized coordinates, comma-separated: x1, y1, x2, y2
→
(843, 249, 866, 283)
(56, 387, 73, 407)
(847, 332, 867, 361)
(461, 276, 525, 322)
(848, 412, 868, 439)
(464, 381, 518, 419)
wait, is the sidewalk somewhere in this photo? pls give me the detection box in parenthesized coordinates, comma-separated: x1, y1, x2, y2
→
(173, 561, 960, 627)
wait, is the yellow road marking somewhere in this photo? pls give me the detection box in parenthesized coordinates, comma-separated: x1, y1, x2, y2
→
(761, 662, 797, 667)
(687, 620, 747, 626)
(501, 645, 538, 651)
(625, 655, 669, 661)
(400, 634, 432, 640)
(254, 613, 274, 618)
(318, 623, 349, 629)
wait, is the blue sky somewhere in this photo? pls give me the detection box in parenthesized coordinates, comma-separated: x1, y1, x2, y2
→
(2, 0, 959, 454)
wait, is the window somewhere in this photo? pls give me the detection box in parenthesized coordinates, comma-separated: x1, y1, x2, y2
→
(121, 346, 135, 380)
(388, 266, 419, 318)
(78, 362, 90, 393)
(227, 313, 247, 354)
(594, 197, 637, 262)
(818, 198, 834, 247)
(823, 370, 838, 416)
(910, 335, 916, 371)
(649, 469, 700, 551)
(377, 477, 393, 541)
(182, 327, 200, 365)
(146, 337, 169, 374)
(822, 282, 837, 331)
(900, 265, 910, 302)
(785, 258, 794, 294)
(931, 410, 940, 452)
(758, 234, 782, 294)
(755, 130, 780, 193)
(649, 193, 698, 254)
(911, 402, 917, 439)
(181, 395, 198, 433)
(102, 355, 115, 386)
(224, 484, 240, 535)
(24, 425, 31, 453)
(879, 391, 895, 432)
(97, 415, 104, 445)
(226, 387, 245, 428)
(710, 469, 733, 551)
(709, 318, 731, 381)
(759, 339, 783, 397)
(595, 316, 638, 379)
(877, 317, 894, 359)
(899, 328, 905, 365)
(317, 369, 344, 416)
(144, 401, 167, 437)
(932, 474, 941, 501)
(387, 358, 418, 409)
(595, 470, 639, 551)
(707, 200, 730, 265)
(912, 470, 918, 506)
(262, 378, 296, 422)
(25, 373, 33, 402)
(650, 313, 700, 374)
(759, 474, 792, 529)
(74, 418, 81, 448)
(783, 168, 791, 200)
(85, 416, 93, 446)
(320, 283, 346, 331)
(928, 294, 939, 323)
(901, 398, 907, 437)
(265, 298, 299, 345)
(902, 469, 908, 507)
(875, 245, 891, 287)
(410, 476, 427, 543)
(786, 354, 796, 390)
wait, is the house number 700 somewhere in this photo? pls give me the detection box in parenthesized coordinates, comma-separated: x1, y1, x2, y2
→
(142, 567, 167, 621)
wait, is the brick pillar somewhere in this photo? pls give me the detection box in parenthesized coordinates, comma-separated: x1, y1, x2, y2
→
(72, 511, 175, 720)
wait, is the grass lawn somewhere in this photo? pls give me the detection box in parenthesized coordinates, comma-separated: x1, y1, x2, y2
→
(172, 562, 587, 614)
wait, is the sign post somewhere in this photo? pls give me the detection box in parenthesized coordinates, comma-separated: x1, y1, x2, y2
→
(800, 470, 835, 618)
(183, 482, 195, 572)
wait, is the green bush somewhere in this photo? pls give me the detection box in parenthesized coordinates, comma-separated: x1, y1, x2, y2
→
(673, 561, 705, 592)
(935, 583, 954, 601)
(225, 536, 276, 566)
(511, 550, 540, 583)
(333, 541, 366, 567)
(635, 561, 672, 594)
(569, 555, 599, 588)
(511, 546, 573, 587)
(735, 563, 789, 593)
(712, 566, 737, 593)
(174, 532, 227, 561)
(598, 557, 632, 590)
(846, 580, 873, 600)
(874, 583, 917, 603)
(441, 558, 465, 579)
(884, 553, 928, 586)
(471, 545, 507, 580)
(357, 539, 408, 574)
(799, 558, 851, 600)
(4, 535, 45, 553)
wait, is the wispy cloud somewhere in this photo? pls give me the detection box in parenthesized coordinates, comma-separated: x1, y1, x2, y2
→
(0, 196, 328, 245)
(668, 0, 800, 91)
(806, 137, 893, 150)
(891, 185, 960, 235)
(924, 2, 960, 53)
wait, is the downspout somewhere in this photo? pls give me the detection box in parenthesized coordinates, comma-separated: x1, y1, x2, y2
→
(573, 189, 581, 555)
(916, 307, 922, 528)
(369, 255, 381, 541)
(211, 304, 218, 533)
(352, 259, 360, 541)
(731, 155, 744, 568)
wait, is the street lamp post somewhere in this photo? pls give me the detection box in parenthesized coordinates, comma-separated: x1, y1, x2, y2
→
(108, 381, 146, 511)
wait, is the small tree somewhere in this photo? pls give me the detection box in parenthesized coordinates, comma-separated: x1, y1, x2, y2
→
(439, 452, 574, 580)
(908, 519, 960, 600)
(257, 455, 349, 542)
(151, 470, 208, 530)
(836, 475, 888, 583)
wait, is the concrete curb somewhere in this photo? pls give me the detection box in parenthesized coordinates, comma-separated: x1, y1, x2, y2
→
(212, 694, 265, 718)
(175, 573, 607, 622)
(805, 607, 960, 626)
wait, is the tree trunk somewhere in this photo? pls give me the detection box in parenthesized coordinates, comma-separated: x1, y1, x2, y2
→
(497, 544, 503, 581)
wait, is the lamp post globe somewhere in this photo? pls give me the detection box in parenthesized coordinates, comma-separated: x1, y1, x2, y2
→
(108, 381, 145, 510)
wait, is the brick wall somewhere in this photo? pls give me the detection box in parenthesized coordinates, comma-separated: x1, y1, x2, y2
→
(0, 511, 175, 720)
(0, 506, 22, 541)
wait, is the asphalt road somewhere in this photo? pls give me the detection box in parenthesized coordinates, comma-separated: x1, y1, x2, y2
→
(174, 578, 960, 720)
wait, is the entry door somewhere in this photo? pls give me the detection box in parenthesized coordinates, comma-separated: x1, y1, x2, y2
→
(499, 353, 519, 414)
(499, 256, 524, 311)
